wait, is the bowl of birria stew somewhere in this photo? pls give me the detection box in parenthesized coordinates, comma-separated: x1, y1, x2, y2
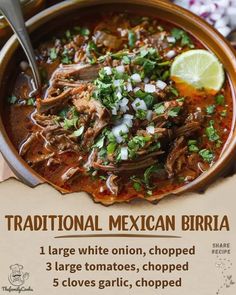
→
(0, 0, 236, 205)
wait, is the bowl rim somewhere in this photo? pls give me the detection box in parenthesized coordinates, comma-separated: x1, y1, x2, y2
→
(0, 0, 236, 201)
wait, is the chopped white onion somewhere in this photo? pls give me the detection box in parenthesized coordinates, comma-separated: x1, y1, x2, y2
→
(214, 17, 229, 29)
(156, 80, 167, 90)
(131, 73, 142, 83)
(111, 106, 118, 115)
(119, 97, 129, 113)
(112, 124, 129, 143)
(124, 114, 134, 120)
(166, 50, 176, 59)
(144, 84, 156, 93)
(146, 110, 153, 121)
(116, 65, 125, 73)
(123, 114, 134, 127)
(124, 119, 133, 127)
(131, 98, 147, 111)
(218, 26, 231, 36)
(126, 82, 133, 92)
(113, 79, 121, 87)
(133, 87, 141, 93)
(116, 136, 123, 144)
(146, 125, 155, 134)
(144, 77, 149, 83)
(116, 91, 122, 100)
(119, 97, 128, 107)
(103, 66, 112, 75)
(99, 186, 104, 193)
(167, 36, 176, 43)
(120, 146, 128, 160)
(210, 12, 222, 21)
(228, 7, 236, 27)
(174, 0, 235, 37)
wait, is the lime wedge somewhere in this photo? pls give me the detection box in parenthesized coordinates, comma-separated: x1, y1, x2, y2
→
(170, 49, 225, 92)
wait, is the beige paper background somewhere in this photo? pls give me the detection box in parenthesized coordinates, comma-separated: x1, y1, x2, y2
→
(0, 175, 235, 295)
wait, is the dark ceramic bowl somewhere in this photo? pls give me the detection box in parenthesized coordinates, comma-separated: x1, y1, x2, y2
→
(0, 0, 236, 202)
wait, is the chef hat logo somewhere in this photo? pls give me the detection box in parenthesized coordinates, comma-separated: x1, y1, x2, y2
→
(8, 264, 29, 286)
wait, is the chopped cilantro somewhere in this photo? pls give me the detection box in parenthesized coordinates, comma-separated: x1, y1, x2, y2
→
(86, 41, 98, 64)
(146, 190, 153, 196)
(189, 146, 199, 152)
(128, 136, 151, 155)
(220, 110, 227, 117)
(162, 70, 170, 80)
(171, 28, 193, 47)
(134, 181, 143, 192)
(130, 176, 142, 191)
(135, 90, 154, 108)
(27, 98, 35, 106)
(143, 165, 158, 188)
(157, 61, 171, 67)
(58, 108, 69, 118)
(176, 97, 185, 103)
(216, 140, 222, 148)
(122, 56, 130, 64)
(98, 147, 107, 159)
(111, 50, 130, 60)
(134, 47, 159, 76)
(154, 103, 165, 115)
(61, 48, 73, 64)
(63, 108, 79, 129)
(128, 30, 136, 48)
(206, 120, 220, 142)
(63, 118, 78, 129)
(93, 135, 105, 149)
(136, 109, 147, 120)
(49, 48, 57, 61)
(133, 182, 142, 191)
(178, 176, 185, 183)
(199, 149, 214, 163)
(149, 142, 161, 152)
(80, 27, 90, 36)
(134, 57, 156, 75)
(107, 142, 117, 154)
(168, 106, 181, 117)
(169, 86, 179, 96)
(8, 95, 17, 104)
(206, 105, 216, 115)
(188, 139, 197, 145)
(215, 94, 225, 106)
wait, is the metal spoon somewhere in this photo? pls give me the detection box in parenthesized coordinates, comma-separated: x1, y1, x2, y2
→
(0, 0, 41, 94)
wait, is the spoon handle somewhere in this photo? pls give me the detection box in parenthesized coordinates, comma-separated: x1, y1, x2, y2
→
(0, 0, 41, 93)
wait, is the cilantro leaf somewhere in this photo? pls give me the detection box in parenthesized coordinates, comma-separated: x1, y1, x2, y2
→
(49, 48, 57, 61)
(8, 95, 17, 104)
(171, 28, 193, 47)
(154, 103, 165, 115)
(168, 106, 181, 117)
(128, 30, 136, 48)
(215, 94, 225, 106)
(107, 142, 117, 154)
(206, 120, 220, 142)
(206, 105, 216, 115)
(199, 149, 214, 163)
